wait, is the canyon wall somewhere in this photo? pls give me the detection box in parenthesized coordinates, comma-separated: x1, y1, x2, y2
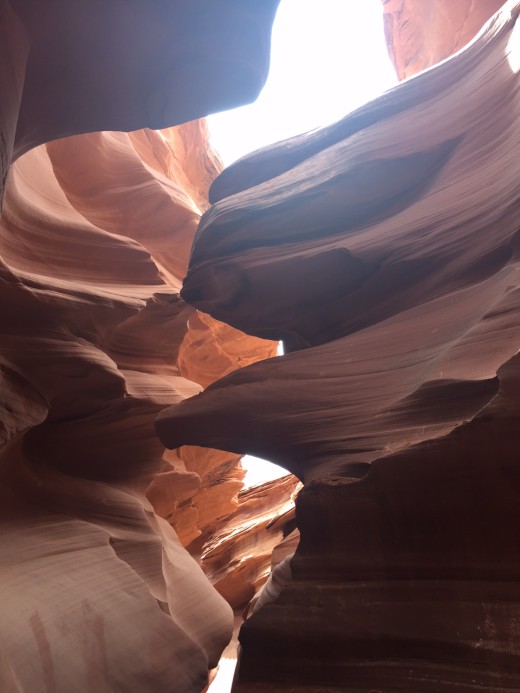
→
(383, 0, 506, 78)
(157, 1, 520, 690)
(2, 0, 519, 691)
(0, 2, 281, 691)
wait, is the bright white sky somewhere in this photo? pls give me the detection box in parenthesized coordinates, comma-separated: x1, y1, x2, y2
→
(206, 5, 397, 690)
(208, 0, 396, 167)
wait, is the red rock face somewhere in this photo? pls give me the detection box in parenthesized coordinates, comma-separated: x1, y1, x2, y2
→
(383, 0, 506, 79)
(0, 2, 280, 691)
(157, 1, 520, 690)
(11, 0, 280, 157)
(3, 0, 519, 691)
(0, 125, 280, 693)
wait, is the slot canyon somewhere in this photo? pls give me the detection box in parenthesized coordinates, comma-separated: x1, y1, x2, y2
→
(1, 0, 519, 691)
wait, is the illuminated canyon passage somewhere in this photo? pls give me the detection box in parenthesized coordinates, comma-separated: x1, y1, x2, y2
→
(1, 1, 520, 691)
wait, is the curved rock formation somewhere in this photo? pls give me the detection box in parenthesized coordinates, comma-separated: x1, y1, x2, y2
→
(383, 0, 506, 78)
(0, 130, 220, 692)
(12, 0, 280, 157)
(1, 0, 280, 210)
(201, 474, 300, 611)
(0, 124, 278, 693)
(0, 2, 281, 690)
(3, 0, 519, 690)
(157, 1, 520, 689)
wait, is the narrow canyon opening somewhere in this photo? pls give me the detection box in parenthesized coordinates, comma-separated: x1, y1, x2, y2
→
(208, 0, 397, 167)
(1, 0, 519, 692)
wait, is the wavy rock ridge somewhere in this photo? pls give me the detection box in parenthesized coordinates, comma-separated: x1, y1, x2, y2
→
(2, 0, 519, 691)
(157, 1, 520, 690)
(0, 2, 281, 691)
(0, 113, 279, 693)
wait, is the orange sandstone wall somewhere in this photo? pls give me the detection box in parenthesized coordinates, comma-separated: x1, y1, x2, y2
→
(0, 2, 281, 691)
(383, 0, 506, 78)
(157, 1, 520, 690)
(0, 122, 276, 693)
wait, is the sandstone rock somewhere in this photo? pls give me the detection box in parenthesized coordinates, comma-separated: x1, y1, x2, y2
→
(0, 129, 278, 689)
(157, 1, 520, 689)
(383, 0, 506, 78)
(1, 0, 280, 209)
(0, 130, 235, 691)
(201, 474, 300, 611)
(11, 0, 280, 156)
(158, 0, 520, 476)
(0, 2, 281, 687)
(4, 0, 517, 689)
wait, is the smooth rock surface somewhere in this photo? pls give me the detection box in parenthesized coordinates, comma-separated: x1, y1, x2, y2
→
(157, 1, 520, 689)
(0, 2, 281, 688)
(0, 127, 246, 692)
(11, 0, 280, 156)
(383, 0, 506, 78)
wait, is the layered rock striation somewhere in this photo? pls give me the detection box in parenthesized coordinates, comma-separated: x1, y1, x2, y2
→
(157, 1, 520, 689)
(3, 0, 519, 690)
(383, 0, 506, 79)
(0, 123, 279, 693)
(0, 2, 281, 691)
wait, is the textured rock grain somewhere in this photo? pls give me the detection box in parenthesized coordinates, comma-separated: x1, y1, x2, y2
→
(0, 2, 280, 690)
(0, 127, 264, 692)
(157, 1, 520, 689)
(383, 0, 506, 78)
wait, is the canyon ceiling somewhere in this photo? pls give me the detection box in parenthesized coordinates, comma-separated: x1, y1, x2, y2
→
(1, 1, 519, 692)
